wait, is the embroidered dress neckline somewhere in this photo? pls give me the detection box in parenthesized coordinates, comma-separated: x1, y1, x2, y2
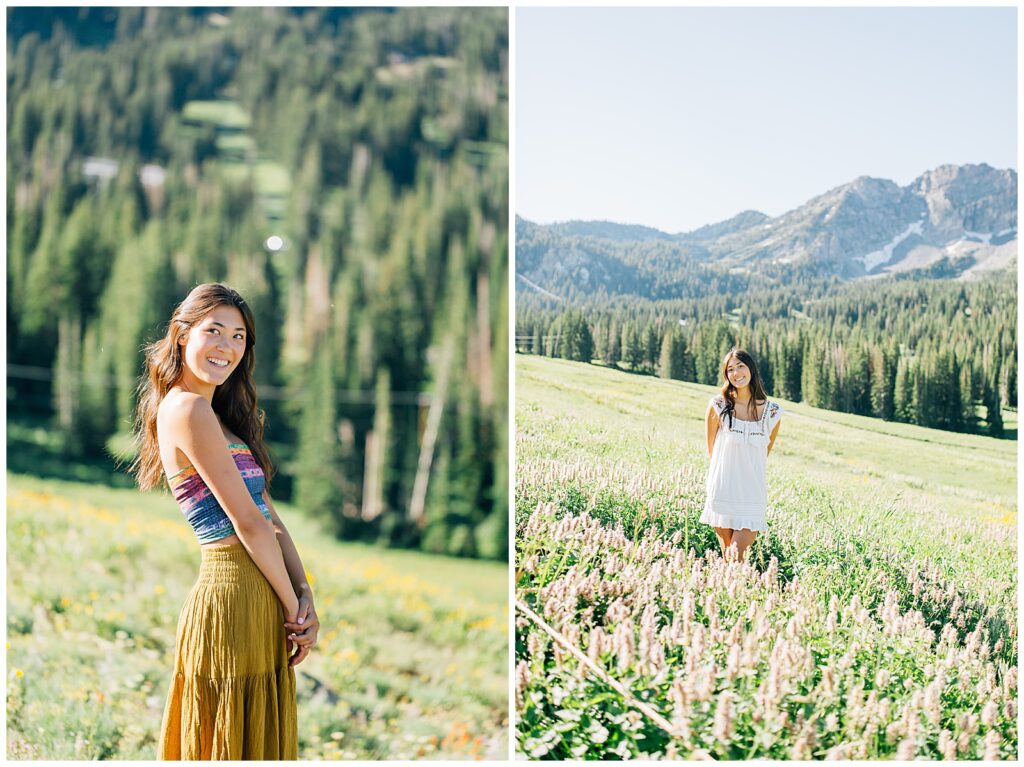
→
(166, 442, 250, 481)
(726, 399, 768, 423)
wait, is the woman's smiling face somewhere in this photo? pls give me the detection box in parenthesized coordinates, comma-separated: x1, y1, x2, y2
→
(178, 304, 248, 387)
(726, 357, 750, 389)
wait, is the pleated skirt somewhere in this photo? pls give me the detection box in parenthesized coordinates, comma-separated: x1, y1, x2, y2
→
(158, 543, 298, 760)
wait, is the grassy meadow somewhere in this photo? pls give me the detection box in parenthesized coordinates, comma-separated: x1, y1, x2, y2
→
(515, 355, 1017, 760)
(6, 472, 508, 760)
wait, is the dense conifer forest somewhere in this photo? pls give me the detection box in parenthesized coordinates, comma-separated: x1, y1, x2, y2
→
(7, 7, 509, 558)
(516, 272, 1016, 437)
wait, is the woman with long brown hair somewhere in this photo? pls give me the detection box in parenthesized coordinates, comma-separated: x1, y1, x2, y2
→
(130, 283, 319, 760)
(699, 347, 783, 563)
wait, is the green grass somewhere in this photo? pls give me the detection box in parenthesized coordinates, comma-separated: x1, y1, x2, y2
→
(7, 473, 508, 760)
(515, 355, 1017, 760)
(215, 132, 255, 157)
(251, 160, 291, 197)
(221, 159, 291, 194)
(181, 99, 251, 130)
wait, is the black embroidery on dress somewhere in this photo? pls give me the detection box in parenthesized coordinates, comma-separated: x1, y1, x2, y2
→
(720, 397, 769, 436)
(712, 395, 727, 426)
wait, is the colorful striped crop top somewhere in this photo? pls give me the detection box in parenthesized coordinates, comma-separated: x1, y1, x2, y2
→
(166, 443, 274, 544)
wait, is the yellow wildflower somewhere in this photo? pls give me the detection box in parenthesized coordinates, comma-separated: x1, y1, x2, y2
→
(468, 615, 495, 631)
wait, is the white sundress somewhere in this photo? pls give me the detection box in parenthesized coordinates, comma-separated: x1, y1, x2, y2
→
(700, 394, 783, 532)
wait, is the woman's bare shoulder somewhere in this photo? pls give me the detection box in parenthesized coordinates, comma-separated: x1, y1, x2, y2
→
(707, 394, 724, 420)
(158, 390, 215, 444)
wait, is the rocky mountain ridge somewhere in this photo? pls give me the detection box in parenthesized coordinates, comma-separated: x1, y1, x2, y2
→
(517, 163, 1016, 297)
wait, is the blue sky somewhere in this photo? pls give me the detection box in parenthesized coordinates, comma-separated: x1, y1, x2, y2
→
(516, 6, 1018, 233)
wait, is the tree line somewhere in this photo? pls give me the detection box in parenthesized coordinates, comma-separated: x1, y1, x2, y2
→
(7, 6, 509, 559)
(516, 274, 1016, 436)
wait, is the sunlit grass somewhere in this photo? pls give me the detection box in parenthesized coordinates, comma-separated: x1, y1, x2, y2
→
(7, 473, 507, 760)
(181, 99, 251, 130)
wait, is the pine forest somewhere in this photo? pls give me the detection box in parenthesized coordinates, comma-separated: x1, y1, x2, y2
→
(7, 7, 510, 559)
(516, 244, 1015, 438)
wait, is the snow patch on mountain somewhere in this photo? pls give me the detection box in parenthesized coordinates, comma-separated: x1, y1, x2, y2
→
(858, 219, 925, 271)
(961, 227, 1017, 245)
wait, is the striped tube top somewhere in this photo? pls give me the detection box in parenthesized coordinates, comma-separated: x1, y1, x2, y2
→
(166, 443, 274, 544)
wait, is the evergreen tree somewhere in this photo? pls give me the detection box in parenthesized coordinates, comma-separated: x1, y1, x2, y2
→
(984, 372, 1004, 437)
(1005, 356, 1017, 408)
(680, 332, 697, 382)
(605, 318, 620, 366)
(658, 331, 674, 380)
(869, 347, 889, 419)
(959, 360, 976, 433)
(294, 331, 346, 533)
(846, 343, 871, 415)
(592, 318, 607, 362)
(801, 341, 820, 408)
(658, 328, 690, 381)
(561, 310, 594, 363)
(623, 322, 644, 371)
(823, 349, 839, 411)
(446, 385, 483, 557)
(644, 323, 660, 373)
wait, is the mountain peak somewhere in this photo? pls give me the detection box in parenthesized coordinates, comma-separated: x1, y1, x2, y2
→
(681, 209, 769, 242)
(516, 163, 1016, 292)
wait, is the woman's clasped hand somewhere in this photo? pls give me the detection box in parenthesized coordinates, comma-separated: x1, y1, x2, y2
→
(283, 592, 319, 667)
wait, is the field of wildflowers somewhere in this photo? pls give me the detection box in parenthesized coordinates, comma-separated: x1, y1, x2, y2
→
(6, 473, 507, 760)
(515, 356, 1017, 760)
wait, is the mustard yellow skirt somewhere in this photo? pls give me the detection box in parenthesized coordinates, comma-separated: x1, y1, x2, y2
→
(158, 544, 298, 760)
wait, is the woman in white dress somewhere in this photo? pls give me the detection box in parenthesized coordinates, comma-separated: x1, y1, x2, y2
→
(699, 348, 783, 562)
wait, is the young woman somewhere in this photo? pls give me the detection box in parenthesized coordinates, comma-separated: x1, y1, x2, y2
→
(130, 283, 319, 760)
(699, 348, 783, 563)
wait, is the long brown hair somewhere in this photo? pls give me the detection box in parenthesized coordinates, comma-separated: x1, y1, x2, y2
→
(129, 283, 275, 491)
(718, 347, 768, 428)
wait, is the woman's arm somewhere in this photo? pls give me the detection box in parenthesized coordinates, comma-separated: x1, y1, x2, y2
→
(169, 394, 299, 619)
(261, 488, 312, 598)
(767, 420, 781, 456)
(261, 489, 319, 667)
(706, 402, 720, 457)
